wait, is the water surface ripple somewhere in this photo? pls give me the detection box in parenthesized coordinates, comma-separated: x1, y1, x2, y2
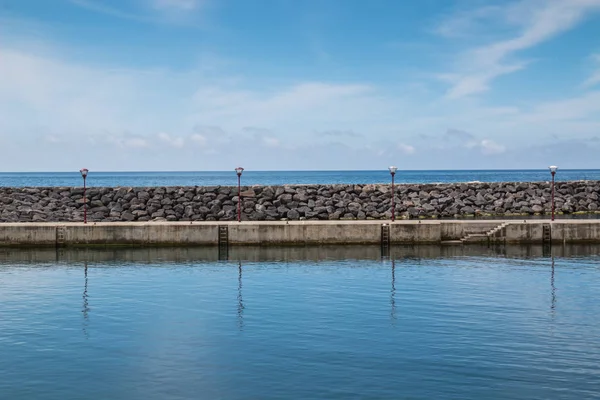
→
(1, 252, 600, 399)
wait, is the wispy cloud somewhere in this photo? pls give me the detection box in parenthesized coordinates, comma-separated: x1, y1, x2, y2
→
(438, 0, 600, 98)
(584, 53, 600, 88)
(435, 5, 502, 38)
(397, 143, 416, 155)
(69, 0, 208, 24)
(69, 0, 153, 23)
(418, 129, 506, 156)
(157, 132, 185, 148)
(107, 135, 150, 149)
(189, 133, 207, 146)
(262, 136, 281, 148)
(3, 13, 600, 170)
(153, 0, 204, 11)
(317, 129, 363, 138)
(518, 91, 600, 122)
(241, 127, 282, 148)
(467, 139, 506, 155)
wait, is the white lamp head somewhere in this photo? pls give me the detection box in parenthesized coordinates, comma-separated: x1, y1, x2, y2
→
(80, 168, 89, 178)
(388, 166, 398, 174)
(235, 167, 244, 176)
(548, 165, 558, 173)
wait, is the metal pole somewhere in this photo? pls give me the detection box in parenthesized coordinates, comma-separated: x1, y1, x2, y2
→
(237, 173, 241, 223)
(391, 172, 395, 222)
(83, 176, 87, 224)
(551, 172, 555, 222)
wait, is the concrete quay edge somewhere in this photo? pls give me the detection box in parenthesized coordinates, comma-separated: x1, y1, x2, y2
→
(1, 219, 600, 247)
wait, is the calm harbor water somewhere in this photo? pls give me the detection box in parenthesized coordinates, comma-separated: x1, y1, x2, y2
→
(1, 246, 600, 399)
(1, 169, 600, 187)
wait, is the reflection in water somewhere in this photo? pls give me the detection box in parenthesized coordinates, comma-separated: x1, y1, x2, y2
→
(551, 255, 556, 315)
(237, 261, 244, 330)
(390, 259, 396, 322)
(82, 261, 89, 339)
(3, 244, 600, 264)
(2, 250, 600, 399)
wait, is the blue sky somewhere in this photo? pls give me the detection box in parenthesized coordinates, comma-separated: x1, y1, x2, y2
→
(1, 0, 600, 171)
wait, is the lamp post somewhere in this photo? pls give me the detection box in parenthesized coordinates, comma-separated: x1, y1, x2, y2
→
(235, 167, 244, 222)
(80, 168, 89, 224)
(549, 165, 557, 221)
(389, 166, 398, 222)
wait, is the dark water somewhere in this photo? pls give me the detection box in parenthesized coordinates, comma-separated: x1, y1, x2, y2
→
(1, 169, 600, 187)
(1, 246, 600, 399)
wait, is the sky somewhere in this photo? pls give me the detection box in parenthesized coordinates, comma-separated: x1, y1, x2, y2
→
(1, 0, 600, 171)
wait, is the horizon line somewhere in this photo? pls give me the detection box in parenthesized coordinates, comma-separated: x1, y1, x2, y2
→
(0, 168, 595, 174)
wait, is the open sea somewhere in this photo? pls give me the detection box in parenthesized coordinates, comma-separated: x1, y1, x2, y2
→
(1, 169, 600, 187)
(1, 245, 600, 399)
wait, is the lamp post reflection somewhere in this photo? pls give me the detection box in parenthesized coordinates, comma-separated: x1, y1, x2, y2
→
(551, 255, 556, 316)
(390, 259, 396, 322)
(238, 261, 245, 330)
(82, 261, 90, 338)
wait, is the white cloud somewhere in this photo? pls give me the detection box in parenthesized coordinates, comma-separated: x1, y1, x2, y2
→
(157, 132, 185, 148)
(190, 133, 207, 146)
(126, 138, 150, 148)
(467, 139, 506, 155)
(439, 0, 600, 98)
(2, 21, 600, 170)
(262, 136, 280, 148)
(107, 136, 150, 149)
(518, 91, 600, 122)
(444, 64, 527, 99)
(480, 139, 506, 155)
(397, 143, 416, 155)
(186, 83, 386, 134)
(240, 127, 282, 148)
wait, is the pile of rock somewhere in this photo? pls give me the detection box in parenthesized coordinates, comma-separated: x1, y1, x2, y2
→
(1, 181, 599, 222)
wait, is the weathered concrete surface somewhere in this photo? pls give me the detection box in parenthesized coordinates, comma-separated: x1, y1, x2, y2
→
(228, 222, 381, 245)
(0, 220, 599, 247)
(504, 221, 600, 244)
(0, 224, 57, 246)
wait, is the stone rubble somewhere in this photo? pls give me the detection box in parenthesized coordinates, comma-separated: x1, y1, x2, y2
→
(0, 181, 599, 222)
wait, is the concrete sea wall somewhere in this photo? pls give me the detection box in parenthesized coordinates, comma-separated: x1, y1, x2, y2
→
(1, 220, 600, 247)
(1, 181, 600, 223)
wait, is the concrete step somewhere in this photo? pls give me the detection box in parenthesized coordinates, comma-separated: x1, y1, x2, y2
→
(461, 234, 489, 243)
(487, 222, 510, 237)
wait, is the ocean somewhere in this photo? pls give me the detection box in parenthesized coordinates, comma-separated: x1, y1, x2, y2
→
(1, 246, 599, 399)
(1, 169, 599, 187)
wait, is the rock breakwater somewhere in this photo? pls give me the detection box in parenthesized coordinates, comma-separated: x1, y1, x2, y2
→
(1, 181, 599, 222)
